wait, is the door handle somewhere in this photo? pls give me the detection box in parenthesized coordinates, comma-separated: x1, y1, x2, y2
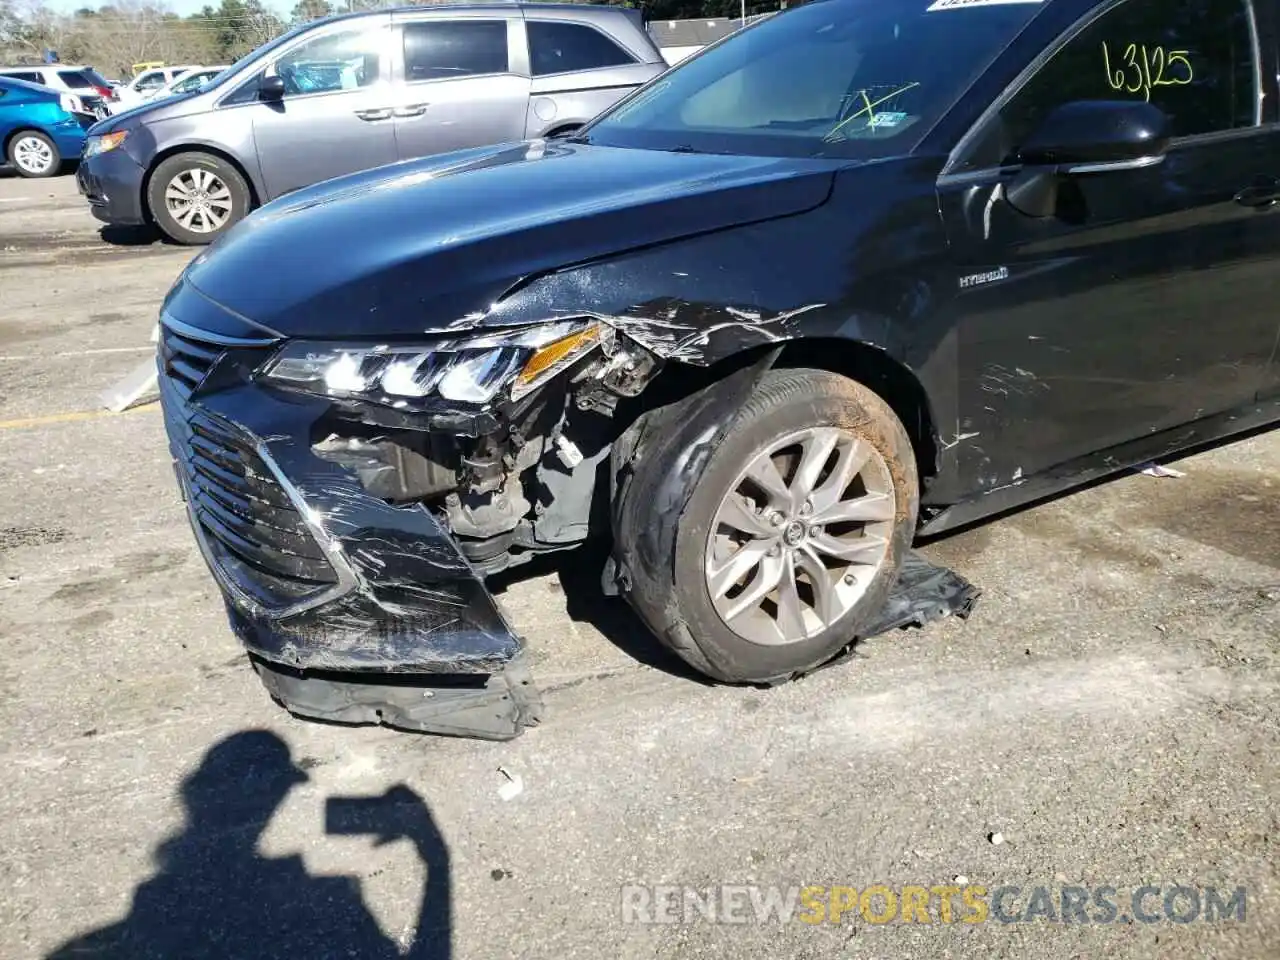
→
(1234, 178, 1280, 209)
(354, 107, 393, 122)
(392, 102, 429, 118)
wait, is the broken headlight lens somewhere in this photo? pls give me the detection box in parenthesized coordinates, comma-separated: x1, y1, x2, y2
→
(258, 321, 601, 408)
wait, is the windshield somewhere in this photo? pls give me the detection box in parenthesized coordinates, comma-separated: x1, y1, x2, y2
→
(584, 0, 1043, 159)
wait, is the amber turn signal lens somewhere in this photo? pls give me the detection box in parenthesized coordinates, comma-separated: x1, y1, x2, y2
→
(516, 324, 600, 387)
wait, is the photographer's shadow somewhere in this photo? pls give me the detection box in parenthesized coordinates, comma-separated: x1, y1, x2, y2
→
(47, 730, 451, 960)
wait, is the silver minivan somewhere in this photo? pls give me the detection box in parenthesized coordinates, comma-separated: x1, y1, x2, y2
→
(77, 3, 668, 244)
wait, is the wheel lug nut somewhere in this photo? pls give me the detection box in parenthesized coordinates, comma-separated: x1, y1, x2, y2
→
(769, 512, 785, 527)
(800, 500, 813, 516)
(843, 573, 855, 585)
(767, 544, 781, 557)
(810, 525, 822, 537)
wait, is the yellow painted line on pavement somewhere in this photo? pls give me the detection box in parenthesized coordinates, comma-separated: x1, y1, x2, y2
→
(0, 401, 159, 431)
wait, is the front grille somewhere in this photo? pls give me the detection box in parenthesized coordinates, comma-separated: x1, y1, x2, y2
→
(158, 319, 340, 611)
(160, 324, 224, 400)
(185, 414, 338, 587)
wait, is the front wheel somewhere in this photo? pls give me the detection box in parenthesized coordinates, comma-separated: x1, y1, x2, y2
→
(147, 152, 251, 245)
(618, 369, 919, 684)
(7, 131, 61, 178)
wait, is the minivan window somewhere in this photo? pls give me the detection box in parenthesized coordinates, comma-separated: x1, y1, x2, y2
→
(583, 0, 1043, 159)
(276, 28, 385, 94)
(5, 71, 43, 84)
(403, 20, 509, 81)
(528, 21, 635, 76)
(960, 0, 1257, 170)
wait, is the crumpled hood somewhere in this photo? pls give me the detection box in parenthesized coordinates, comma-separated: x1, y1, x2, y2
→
(179, 140, 840, 339)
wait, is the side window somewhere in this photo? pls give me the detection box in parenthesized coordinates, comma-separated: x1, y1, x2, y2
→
(963, 0, 1256, 169)
(527, 21, 635, 76)
(135, 71, 167, 92)
(402, 20, 509, 81)
(275, 28, 385, 95)
(8, 71, 45, 84)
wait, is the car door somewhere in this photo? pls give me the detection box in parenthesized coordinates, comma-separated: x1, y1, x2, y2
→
(389, 15, 529, 161)
(936, 0, 1280, 484)
(250, 16, 398, 199)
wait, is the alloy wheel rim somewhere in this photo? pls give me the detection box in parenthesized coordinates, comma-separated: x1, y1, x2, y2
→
(703, 426, 896, 646)
(13, 136, 53, 174)
(165, 168, 233, 233)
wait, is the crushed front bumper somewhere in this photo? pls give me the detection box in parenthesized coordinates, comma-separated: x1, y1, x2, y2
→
(157, 318, 542, 740)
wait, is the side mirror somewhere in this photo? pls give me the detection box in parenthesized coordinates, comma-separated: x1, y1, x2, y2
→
(259, 74, 286, 101)
(1005, 100, 1171, 218)
(1017, 100, 1171, 168)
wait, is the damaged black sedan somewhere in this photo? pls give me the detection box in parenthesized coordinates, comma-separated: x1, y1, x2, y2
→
(160, 0, 1280, 738)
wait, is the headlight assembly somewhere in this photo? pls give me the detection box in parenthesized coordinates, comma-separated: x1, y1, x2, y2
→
(84, 130, 128, 157)
(258, 320, 602, 408)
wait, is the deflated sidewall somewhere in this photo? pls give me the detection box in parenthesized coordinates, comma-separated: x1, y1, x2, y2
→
(625, 367, 919, 684)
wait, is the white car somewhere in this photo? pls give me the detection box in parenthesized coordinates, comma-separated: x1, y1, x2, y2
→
(150, 66, 230, 102)
(0, 64, 113, 118)
(109, 65, 200, 112)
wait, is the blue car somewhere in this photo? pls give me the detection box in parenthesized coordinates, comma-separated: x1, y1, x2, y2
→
(0, 75, 92, 178)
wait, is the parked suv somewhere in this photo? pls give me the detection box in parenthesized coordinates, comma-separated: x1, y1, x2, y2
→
(0, 65, 113, 118)
(76, 4, 667, 244)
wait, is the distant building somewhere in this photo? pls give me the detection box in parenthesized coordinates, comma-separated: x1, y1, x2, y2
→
(647, 14, 774, 65)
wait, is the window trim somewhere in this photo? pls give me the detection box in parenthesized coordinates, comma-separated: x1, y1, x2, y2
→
(525, 18, 638, 79)
(400, 17, 516, 87)
(940, 0, 1264, 179)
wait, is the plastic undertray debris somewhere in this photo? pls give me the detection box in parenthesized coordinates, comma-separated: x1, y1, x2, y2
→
(862, 550, 982, 637)
(799, 550, 982, 679)
(100, 327, 160, 412)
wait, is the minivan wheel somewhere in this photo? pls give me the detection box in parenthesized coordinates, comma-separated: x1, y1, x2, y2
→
(148, 152, 250, 245)
(618, 369, 918, 684)
(8, 131, 60, 178)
